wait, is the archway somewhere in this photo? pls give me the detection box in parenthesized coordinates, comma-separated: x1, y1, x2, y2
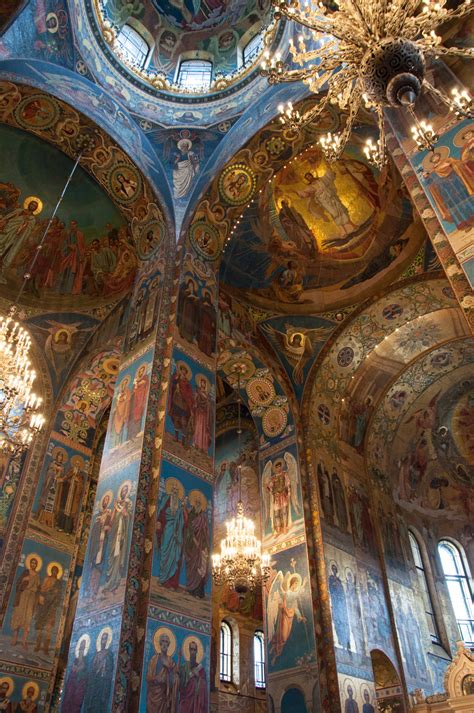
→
(370, 650, 405, 713)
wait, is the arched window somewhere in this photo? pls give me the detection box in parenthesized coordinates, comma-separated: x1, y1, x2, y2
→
(243, 33, 263, 66)
(220, 621, 232, 681)
(254, 630, 265, 688)
(116, 24, 149, 68)
(177, 60, 212, 90)
(408, 531, 441, 644)
(438, 540, 474, 646)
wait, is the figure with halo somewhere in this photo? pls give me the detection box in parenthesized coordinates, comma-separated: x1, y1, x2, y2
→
(262, 452, 301, 536)
(184, 491, 209, 598)
(62, 634, 90, 713)
(0, 677, 15, 712)
(146, 627, 179, 712)
(34, 562, 63, 655)
(267, 562, 308, 665)
(103, 482, 133, 593)
(179, 637, 208, 713)
(11, 554, 42, 648)
(173, 137, 200, 199)
(82, 628, 114, 713)
(156, 478, 186, 589)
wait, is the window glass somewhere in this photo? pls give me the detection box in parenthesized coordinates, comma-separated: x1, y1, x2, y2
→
(177, 60, 212, 90)
(116, 24, 149, 68)
(438, 541, 474, 646)
(254, 631, 265, 688)
(220, 621, 232, 682)
(409, 531, 440, 644)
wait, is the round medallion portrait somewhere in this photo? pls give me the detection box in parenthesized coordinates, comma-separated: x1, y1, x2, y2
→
(246, 377, 275, 406)
(137, 219, 164, 259)
(262, 406, 287, 437)
(219, 164, 256, 206)
(14, 95, 59, 129)
(109, 164, 142, 204)
(189, 220, 221, 260)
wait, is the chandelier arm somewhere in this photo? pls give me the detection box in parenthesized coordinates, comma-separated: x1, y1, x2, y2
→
(423, 45, 474, 58)
(296, 98, 330, 128)
(422, 79, 474, 117)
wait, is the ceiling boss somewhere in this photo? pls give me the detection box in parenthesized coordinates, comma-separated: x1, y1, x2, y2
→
(261, 0, 473, 168)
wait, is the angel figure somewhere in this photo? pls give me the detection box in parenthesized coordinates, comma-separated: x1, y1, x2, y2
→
(267, 565, 307, 665)
(34, 320, 93, 379)
(261, 323, 334, 384)
(262, 452, 301, 536)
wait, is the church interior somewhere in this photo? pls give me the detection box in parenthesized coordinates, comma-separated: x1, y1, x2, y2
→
(0, 0, 473, 711)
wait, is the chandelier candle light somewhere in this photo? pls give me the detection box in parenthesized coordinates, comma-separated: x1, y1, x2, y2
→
(0, 152, 83, 458)
(261, 0, 473, 167)
(212, 371, 271, 597)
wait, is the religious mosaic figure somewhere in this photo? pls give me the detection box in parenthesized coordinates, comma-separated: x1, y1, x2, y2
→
(82, 629, 114, 713)
(103, 483, 132, 593)
(301, 169, 356, 238)
(128, 363, 149, 439)
(345, 569, 364, 654)
(146, 629, 179, 712)
(184, 492, 209, 598)
(317, 461, 334, 524)
(267, 566, 307, 665)
(0, 198, 40, 266)
(169, 362, 194, 447)
(62, 635, 90, 713)
(36, 448, 67, 525)
(197, 290, 216, 356)
(58, 221, 85, 295)
(111, 376, 131, 447)
(173, 137, 199, 199)
(422, 147, 474, 230)
(193, 376, 212, 453)
(328, 563, 351, 650)
(34, 564, 63, 655)
(17, 683, 39, 713)
(344, 685, 360, 713)
(178, 278, 199, 343)
(362, 689, 375, 713)
(0, 678, 15, 712)
(179, 639, 208, 713)
(262, 453, 301, 536)
(332, 470, 349, 531)
(89, 492, 113, 594)
(156, 479, 186, 588)
(55, 456, 84, 533)
(11, 555, 42, 648)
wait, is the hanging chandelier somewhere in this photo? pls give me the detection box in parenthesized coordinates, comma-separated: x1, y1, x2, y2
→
(261, 0, 473, 168)
(212, 371, 271, 596)
(0, 310, 44, 458)
(0, 152, 83, 458)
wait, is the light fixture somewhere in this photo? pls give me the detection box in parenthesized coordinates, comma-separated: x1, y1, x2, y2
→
(0, 153, 82, 458)
(261, 0, 473, 167)
(212, 369, 270, 597)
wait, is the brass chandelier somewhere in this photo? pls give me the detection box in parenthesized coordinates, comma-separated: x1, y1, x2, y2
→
(212, 372, 270, 597)
(261, 0, 473, 167)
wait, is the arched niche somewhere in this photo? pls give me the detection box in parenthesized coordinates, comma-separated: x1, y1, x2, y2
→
(370, 649, 406, 713)
(281, 686, 308, 713)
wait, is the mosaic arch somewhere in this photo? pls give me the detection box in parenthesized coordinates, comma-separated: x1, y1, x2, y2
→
(0, 79, 172, 306)
(366, 337, 474, 516)
(304, 276, 465, 459)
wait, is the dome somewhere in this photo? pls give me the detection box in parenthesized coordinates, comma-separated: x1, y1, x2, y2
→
(97, 0, 280, 96)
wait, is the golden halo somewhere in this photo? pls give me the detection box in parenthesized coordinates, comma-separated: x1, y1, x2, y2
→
(136, 363, 148, 377)
(96, 626, 113, 651)
(453, 124, 474, 147)
(287, 572, 302, 590)
(117, 480, 132, 498)
(70, 455, 85, 470)
(175, 360, 192, 380)
(153, 627, 176, 656)
(23, 196, 43, 215)
(119, 374, 131, 389)
(47, 561, 63, 578)
(25, 553, 43, 572)
(75, 633, 91, 657)
(53, 328, 71, 343)
(51, 446, 68, 462)
(182, 635, 204, 663)
(164, 477, 185, 500)
(100, 490, 114, 508)
(0, 677, 14, 697)
(22, 681, 40, 701)
(360, 683, 372, 700)
(343, 678, 355, 696)
(421, 145, 450, 173)
(195, 374, 210, 392)
(188, 490, 207, 511)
